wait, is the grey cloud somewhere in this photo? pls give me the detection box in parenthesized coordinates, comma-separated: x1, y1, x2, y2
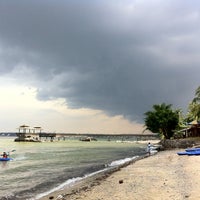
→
(0, 0, 200, 122)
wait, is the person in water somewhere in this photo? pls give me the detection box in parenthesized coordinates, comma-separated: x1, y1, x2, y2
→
(2, 152, 8, 158)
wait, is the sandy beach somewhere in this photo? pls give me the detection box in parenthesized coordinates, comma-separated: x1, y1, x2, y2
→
(40, 149, 200, 200)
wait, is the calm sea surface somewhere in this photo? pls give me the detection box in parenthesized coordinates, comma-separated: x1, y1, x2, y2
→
(0, 137, 147, 200)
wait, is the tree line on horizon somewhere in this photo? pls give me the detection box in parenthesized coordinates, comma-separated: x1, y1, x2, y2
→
(144, 86, 200, 139)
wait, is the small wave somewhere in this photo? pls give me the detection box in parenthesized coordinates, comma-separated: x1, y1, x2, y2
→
(34, 168, 108, 200)
(34, 156, 140, 200)
(33, 176, 83, 199)
(14, 156, 27, 161)
(108, 156, 139, 167)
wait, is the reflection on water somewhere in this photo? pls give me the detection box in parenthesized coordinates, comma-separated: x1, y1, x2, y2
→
(0, 161, 9, 168)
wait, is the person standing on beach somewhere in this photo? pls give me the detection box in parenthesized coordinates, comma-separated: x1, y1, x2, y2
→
(147, 142, 151, 156)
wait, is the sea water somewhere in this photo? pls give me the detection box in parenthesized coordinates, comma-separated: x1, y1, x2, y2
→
(0, 137, 147, 200)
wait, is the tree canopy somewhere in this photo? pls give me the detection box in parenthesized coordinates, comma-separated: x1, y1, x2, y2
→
(186, 86, 200, 122)
(144, 103, 179, 139)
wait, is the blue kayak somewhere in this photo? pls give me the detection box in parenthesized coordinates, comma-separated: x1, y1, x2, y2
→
(177, 152, 188, 155)
(185, 148, 200, 152)
(187, 151, 200, 156)
(0, 157, 12, 161)
(177, 148, 200, 156)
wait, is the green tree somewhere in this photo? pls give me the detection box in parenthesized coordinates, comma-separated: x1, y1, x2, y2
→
(144, 103, 179, 139)
(187, 86, 200, 121)
(192, 86, 200, 103)
(187, 102, 200, 122)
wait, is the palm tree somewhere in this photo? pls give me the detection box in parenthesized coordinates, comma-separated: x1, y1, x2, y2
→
(187, 102, 200, 121)
(193, 86, 200, 103)
(187, 86, 200, 121)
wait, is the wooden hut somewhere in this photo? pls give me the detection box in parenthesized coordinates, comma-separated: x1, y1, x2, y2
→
(15, 125, 41, 142)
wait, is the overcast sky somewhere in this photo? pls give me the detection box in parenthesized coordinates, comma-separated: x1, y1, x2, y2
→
(0, 0, 199, 133)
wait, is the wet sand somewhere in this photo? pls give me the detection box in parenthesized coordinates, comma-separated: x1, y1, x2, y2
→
(39, 149, 200, 200)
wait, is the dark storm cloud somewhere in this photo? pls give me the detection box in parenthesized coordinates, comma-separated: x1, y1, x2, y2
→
(0, 0, 200, 122)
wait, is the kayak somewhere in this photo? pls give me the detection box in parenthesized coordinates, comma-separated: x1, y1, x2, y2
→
(187, 151, 200, 156)
(185, 148, 200, 152)
(177, 149, 200, 156)
(0, 157, 12, 161)
(177, 152, 188, 156)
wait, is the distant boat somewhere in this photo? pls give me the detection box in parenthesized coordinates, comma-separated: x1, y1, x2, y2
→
(80, 137, 97, 142)
(80, 137, 92, 141)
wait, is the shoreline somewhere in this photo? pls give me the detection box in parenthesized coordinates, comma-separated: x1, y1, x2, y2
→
(37, 154, 149, 200)
(36, 140, 160, 200)
(39, 149, 200, 200)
